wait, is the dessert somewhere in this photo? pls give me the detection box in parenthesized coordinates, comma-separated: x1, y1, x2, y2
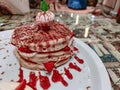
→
(11, 0, 74, 71)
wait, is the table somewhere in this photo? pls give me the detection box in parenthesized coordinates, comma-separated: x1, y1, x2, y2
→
(0, 9, 120, 90)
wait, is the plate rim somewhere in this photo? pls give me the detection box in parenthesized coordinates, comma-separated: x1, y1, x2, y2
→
(74, 38, 112, 90)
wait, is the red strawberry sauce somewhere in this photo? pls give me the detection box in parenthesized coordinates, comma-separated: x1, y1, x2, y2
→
(27, 72, 38, 90)
(18, 46, 33, 53)
(69, 63, 81, 72)
(43, 61, 55, 73)
(17, 66, 24, 82)
(73, 46, 78, 51)
(52, 70, 68, 86)
(74, 55, 84, 64)
(15, 79, 26, 90)
(39, 72, 51, 89)
(16, 45, 84, 90)
(64, 67, 73, 80)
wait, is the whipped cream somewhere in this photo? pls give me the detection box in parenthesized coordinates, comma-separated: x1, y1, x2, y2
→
(36, 10, 55, 23)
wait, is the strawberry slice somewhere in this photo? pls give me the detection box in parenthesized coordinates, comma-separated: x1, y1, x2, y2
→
(43, 61, 55, 73)
(18, 46, 33, 53)
(15, 79, 26, 90)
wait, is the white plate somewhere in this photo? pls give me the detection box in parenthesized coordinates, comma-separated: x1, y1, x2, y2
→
(0, 82, 32, 90)
(0, 30, 111, 90)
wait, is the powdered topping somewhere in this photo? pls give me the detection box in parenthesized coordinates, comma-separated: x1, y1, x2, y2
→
(11, 22, 73, 52)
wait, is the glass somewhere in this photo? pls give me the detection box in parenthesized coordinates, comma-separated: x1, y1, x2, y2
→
(87, 0, 98, 7)
(116, 7, 120, 24)
(67, 0, 88, 10)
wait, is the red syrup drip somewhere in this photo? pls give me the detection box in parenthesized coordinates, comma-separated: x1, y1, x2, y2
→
(17, 66, 24, 82)
(27, 72, 38, 90)
(52, 70, 68, 86)
(69, 63, 81, 72)
(40, 23, 50, 31)
(73, 46, 78, 51)
(43, 61, 55, 73)
(15, 79, 26, 90)
(18, 46, 33, 53)
(74, 55, 84, 64)
(64, 67, 73, 80)
(39, 72, 51, 90)
(62, 46, 71, 52)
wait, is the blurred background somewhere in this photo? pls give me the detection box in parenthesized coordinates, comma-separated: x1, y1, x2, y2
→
(0, 0, 119, 16)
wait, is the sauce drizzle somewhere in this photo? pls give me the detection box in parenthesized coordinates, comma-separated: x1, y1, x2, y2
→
(69, 63, 81, 72)
(27, 72, 38, 90)
(39, 72, 51, 89)
(64, 67, 73, 80)
(52, 70, 68, 86)
(15, 79, 26, 90)
(17, 66, 24, 82)
(74, 55, 84, 64)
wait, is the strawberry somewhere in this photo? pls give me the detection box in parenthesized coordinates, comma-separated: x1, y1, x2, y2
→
(43, 61, 54, 73)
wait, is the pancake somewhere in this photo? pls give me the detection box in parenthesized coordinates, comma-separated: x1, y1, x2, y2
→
(11, 22, 73, 52)
(11, 10, 74, 71)
(14, 49, 72, 70)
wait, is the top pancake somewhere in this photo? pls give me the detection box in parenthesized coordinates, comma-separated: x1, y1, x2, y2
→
(11, 22, 73, 52)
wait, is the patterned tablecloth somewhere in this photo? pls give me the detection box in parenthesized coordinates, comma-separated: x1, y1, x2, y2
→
(0, 9, 120, 90)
